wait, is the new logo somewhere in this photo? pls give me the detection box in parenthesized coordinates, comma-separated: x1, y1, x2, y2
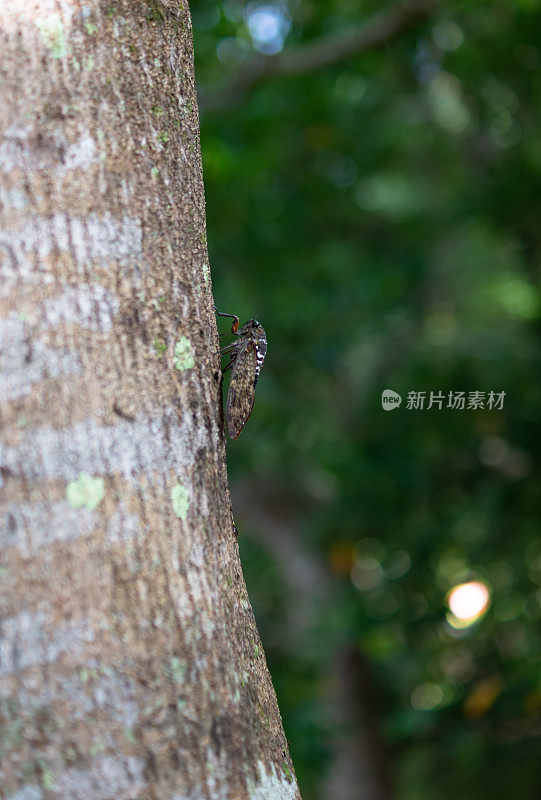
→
(381, 389, 402, 410)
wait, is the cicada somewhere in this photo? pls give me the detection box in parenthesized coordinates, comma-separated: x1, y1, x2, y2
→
(215, 306, 267, 439)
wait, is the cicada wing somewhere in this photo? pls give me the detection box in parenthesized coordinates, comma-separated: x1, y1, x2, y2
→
(226, 339, 258, 439)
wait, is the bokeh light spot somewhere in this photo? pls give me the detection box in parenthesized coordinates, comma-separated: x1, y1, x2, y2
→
(411, 683, 444, 711)
(432, 20, 464, 52)
(428, 72, 470, 133)
(246, 2, 291, 55)
(446, 580, 491, 627)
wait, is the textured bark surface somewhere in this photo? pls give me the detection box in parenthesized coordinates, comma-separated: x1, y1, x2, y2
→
(0, 2, 299, 798)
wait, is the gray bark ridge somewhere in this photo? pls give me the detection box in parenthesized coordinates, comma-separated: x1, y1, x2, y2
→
(0, 2, 300, 798)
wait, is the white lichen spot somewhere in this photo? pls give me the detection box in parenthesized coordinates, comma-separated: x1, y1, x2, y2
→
(13, 661, 140, 730)
(60, 134, 97, 172)
(65, 213, 142, 263)
(67, 472, 105, 511)
(204, 748, 229, 799)
(0, 345, 81, 401)
(50, 755, 145, 800)
(0, 611, 97, 676)
(0, 124, 62, 172)
(247, 761, 299, 800)
(1, 501, 96, 556)
(4, 786, 43, 800)
(0, 408, 214, 484)
(0, 213, 142, 294)
(171, 482, 190, 519)
(182, 568, 217, 639)
(35, 13, 66, 58)
(173, 336, 195, 371)
(0, 186, 27, 208)
(44, 284, 120, 331)
(0, 316, 81, 401)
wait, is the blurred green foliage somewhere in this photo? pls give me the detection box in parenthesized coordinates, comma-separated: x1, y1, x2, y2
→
(192, 1, 541, 798)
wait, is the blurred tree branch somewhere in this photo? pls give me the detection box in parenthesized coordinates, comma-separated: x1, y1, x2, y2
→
(232, 477, 392, 800)
(199, 0, 437, 113)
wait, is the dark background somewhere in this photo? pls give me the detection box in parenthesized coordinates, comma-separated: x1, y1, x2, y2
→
(192, 2, 541, 798)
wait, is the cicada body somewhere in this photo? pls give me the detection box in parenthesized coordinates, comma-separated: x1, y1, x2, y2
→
(215, 309, 267, 439)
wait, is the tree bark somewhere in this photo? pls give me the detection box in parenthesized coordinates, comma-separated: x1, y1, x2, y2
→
(0, 2, 300, 799)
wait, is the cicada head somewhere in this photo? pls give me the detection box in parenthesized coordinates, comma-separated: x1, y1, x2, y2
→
(238, 319, 265, 338)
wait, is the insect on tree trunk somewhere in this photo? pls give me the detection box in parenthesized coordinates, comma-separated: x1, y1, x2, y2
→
(0, 2, 300, 798)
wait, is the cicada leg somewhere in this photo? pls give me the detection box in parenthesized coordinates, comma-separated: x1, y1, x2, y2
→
(220, 342, 239, 355)
(221, 356, 236, 375)
(214, 305, 239, 334)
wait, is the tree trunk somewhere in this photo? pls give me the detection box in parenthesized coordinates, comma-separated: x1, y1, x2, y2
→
(0, 2, 300, 798)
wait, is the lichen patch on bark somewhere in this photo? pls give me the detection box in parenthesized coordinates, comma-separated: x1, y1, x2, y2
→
(171, 481, 190, 519)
